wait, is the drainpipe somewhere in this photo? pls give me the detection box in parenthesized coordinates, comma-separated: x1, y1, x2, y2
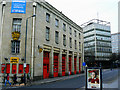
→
(31, 2, 36, 80)
(0, 0, 6, 88)
(0, 0, 6, 67)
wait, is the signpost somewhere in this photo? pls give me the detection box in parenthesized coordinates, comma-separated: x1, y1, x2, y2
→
(86, 67, 102, 90)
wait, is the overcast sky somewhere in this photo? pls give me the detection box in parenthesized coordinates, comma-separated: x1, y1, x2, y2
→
(45, 0, 119, 34)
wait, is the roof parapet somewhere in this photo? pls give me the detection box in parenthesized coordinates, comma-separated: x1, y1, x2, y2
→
(81, 19, 110, 28)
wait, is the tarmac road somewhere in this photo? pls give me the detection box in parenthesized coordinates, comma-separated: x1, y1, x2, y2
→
(21, 69, 119, 89)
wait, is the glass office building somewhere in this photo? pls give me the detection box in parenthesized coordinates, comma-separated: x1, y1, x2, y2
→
(111, 32, 120, 54)
(81, 19, 112, 66)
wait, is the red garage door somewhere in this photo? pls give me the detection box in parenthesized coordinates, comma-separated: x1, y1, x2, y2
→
(79, 57, 81, 73)
(6, 64, 10, 74)
(54, 53, 59, 77)
(19, 64, 23, 74)
(12, 64, 17, 74)
(69, 56, 72, 75)
(1, 64, 5, 73)
(62, 55, 66, 76)
(74, 56, 77, 74)
(43, 51, 49, 79)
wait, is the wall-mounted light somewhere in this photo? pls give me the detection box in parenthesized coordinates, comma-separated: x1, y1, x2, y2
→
(38, 45, 40, 49)
(38, 45, 43, 53)
(2, 1, 6, 6)
(21, 58, 24, 61)
(4, 58, 8, 61)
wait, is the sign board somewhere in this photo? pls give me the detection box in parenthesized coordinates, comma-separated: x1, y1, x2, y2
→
(10, 57, 19, 63)
(11, 0, 26, 14)
(86, 67, 102, 90)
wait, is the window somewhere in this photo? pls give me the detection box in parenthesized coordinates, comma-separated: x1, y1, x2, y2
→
(69, 27, 72, 35)
(63, 35, 66, 46)
(75, 40, 77, 49)
(12, 18, 22, 32)
(55, 31, 59, 44)
(11, 41, 20, 54)
(63, 23, 66, 31)
(79, 42, 81, 51)
(46, 13, 50, 22)
(74, 30, 76, 37)
(46, 27, 50, 41)
(55, 18, 59, 27)
(69, 37, 72, 48)
(79, 33, 81, 39)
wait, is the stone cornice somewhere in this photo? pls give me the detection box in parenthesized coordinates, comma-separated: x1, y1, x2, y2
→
(36, 0, 83, 33)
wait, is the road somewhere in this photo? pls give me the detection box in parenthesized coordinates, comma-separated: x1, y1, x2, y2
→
(18, 69, 120, 89)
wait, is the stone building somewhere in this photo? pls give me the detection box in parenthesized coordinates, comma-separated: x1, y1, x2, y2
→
(0, 0, 84, 80)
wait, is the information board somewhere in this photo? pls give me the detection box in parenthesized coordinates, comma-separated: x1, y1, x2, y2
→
(86, 67, 102, 90)
(11, 0, 26, 14)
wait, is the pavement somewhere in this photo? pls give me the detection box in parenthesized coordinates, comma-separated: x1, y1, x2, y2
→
(81, 77, 119, 89)
(103, 69, 119, 89)
(1, 73, 85, 89)
(1, 69, 119, 89)
(103, 78, 118, 88)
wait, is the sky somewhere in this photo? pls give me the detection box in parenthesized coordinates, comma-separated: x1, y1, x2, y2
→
(45, 0, 119, 34)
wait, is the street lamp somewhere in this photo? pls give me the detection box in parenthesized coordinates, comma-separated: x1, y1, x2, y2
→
(24, 15, 36, 85)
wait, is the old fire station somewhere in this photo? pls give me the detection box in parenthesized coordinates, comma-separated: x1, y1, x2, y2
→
(0, 0, 84, 80)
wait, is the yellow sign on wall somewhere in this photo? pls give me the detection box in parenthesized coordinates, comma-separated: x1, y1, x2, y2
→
(10, 57, 19, 63)
(12, 31, 20, 40)
(39, 48, 43, 53)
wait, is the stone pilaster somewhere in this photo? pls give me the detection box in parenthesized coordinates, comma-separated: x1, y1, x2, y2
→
(76, 53, 79, 74)
(65, 50, 69, 76)
(71, 52, 74, 75)
(49, 47, 54, 78)
(58, 49, 62, 76)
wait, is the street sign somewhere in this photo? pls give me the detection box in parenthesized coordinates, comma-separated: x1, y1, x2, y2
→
(24, 63, 26, 68)
(82, 62, 86, 66)
(10, 57, 19, 63)
(86, 67, 102, 90)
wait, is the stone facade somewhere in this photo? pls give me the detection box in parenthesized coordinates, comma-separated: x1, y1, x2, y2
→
(0, 0, 84, 80)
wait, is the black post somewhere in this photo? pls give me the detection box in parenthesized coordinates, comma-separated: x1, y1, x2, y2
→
(24, 18, 28, 85)
(100, 67, 102, 90)
(25, 18, 28, 64)
(85, 67, 87, 90)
